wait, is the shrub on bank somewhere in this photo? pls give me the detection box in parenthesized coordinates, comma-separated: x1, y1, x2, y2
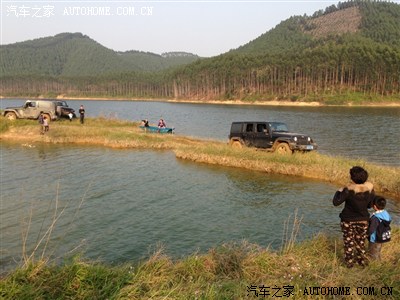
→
(1, 228, 399, 299)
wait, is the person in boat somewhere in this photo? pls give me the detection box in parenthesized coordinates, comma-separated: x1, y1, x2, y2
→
(158, 118, 166, 129)
(141, 119, 149, 127)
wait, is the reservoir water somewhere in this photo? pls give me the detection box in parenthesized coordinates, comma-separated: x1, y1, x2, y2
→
(1, 99, 399, 273)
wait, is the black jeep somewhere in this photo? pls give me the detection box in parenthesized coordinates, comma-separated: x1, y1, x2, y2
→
(229, 121, 317, 154)
(53, 100, 76, 119)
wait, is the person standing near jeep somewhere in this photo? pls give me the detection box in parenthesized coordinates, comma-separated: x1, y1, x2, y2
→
(79, 105, 85, 124)
(43, 116, 49, 133)
(38, 112, 45, 134)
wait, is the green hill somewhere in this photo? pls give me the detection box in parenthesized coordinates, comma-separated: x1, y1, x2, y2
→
(119, 51, 202, 72)
(1, 0, 399, 103)
(169, 0, 400, 102)
(233, 1, 400, 55)
(0, 33, 200, 77)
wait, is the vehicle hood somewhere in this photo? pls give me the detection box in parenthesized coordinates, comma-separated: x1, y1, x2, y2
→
(62, 107, 75, 112)
(5, 106, 24, 110)
(271, 131, 310, 138)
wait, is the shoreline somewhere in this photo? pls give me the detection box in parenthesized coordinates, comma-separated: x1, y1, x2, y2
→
(2, 95, 400, 107)
(2, 120, 399, 201)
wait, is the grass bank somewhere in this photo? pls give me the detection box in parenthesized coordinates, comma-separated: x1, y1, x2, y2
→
(1, 228, 399, 299)
(1, 116, 399, 200)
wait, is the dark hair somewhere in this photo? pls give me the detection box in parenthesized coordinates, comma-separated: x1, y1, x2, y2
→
(373, 196, 386, 210)
(349, 166, 368, 184)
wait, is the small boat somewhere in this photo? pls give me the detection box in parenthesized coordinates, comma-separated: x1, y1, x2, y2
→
(139, 125, 174, 134)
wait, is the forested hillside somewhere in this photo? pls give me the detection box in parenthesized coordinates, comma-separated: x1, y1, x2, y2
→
(0, 33, 200, 76)
(1, 0, 399, 103)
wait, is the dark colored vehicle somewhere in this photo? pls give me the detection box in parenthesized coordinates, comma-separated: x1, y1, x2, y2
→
(229, 121, 317, 154)
(53, 100, 76, 119)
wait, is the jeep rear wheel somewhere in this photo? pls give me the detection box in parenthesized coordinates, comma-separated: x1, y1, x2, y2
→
(5, 112, 17, 120)
(230, 140, 243, 148)
(274, 143, 292, 154)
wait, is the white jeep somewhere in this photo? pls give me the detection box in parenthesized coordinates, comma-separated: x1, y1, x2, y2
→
(3, 100, 59, 122)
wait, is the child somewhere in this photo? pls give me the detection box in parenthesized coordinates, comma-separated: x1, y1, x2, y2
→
(368, 196, 392, 261)
(43, 117, 49, 132)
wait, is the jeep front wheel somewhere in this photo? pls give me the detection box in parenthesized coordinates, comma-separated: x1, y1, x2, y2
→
(274, 143, 292, 154)
(5, 112, 17, 120)
(230, 140, 243, 149)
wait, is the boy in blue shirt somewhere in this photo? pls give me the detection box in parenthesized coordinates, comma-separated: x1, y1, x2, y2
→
(368, 196, 392, 261)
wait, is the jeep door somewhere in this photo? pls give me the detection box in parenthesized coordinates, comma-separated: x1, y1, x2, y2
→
(254, 123, 272, 148)
(242, 123, 256, 146)
(23, 101, 39, 119)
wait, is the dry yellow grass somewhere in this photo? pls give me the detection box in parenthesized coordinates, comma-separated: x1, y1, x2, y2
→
(2, 117, 399, 200)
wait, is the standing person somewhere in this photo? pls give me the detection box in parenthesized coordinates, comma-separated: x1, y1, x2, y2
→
(38, 112, 45, 134)
(368, 196, 392, 261)
(332, 166, 375, 268)
(79, 105, 85, 124)
(43, 117, 49, 133)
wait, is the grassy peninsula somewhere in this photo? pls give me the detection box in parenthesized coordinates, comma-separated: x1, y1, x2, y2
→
(1, 116, 399, 200)
(1, 117, 400, 299)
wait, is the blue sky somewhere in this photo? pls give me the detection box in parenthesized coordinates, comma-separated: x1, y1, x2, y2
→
(2, 0, 353, 57)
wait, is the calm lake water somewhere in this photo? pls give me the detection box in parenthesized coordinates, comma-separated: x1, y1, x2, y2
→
(2, 98, 400, 166)
(1, 99, 399, 274)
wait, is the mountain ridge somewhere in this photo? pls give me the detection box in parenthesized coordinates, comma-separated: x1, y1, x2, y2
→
(1, 0, 399, 102)
(0, 32, 200, 76)
(233, 1, 400, 56)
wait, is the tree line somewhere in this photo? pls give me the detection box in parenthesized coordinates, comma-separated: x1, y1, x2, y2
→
(1, 1, 399, 101)
(2, 38, 398, 101)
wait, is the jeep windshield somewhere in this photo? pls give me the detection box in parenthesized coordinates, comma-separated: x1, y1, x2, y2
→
(55, 101, 69, 107)
(270, 122, 289, 132)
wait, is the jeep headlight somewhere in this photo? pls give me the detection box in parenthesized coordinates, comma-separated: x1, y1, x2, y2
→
(293, 137, 297, 142)
(308, 137, 311, 142)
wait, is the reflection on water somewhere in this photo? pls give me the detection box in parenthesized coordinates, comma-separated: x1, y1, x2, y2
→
(1, 143, 399, 274)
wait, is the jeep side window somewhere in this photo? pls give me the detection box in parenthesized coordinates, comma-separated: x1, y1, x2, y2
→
(277, 124, 288, 132)
(25, 101, 35, 108)
(246, 124, 253, 132)
(257, 124, 267, 133)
